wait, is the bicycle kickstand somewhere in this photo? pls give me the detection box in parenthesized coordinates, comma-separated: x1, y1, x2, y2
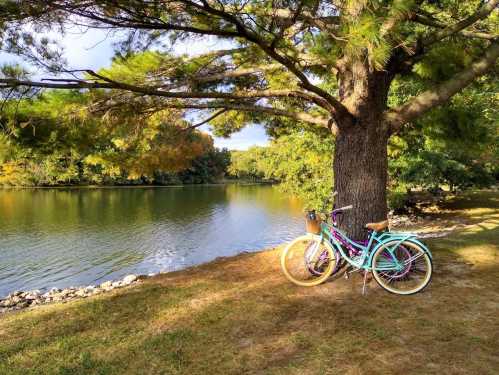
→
(362, 271, 370, 295)
(344, 266, 360, 280)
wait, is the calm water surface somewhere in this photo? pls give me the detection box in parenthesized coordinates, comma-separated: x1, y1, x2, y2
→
(0, 185, 304, 297)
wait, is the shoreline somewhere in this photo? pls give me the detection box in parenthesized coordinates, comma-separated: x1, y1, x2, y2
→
(0, 250, 255, 315)
(0, 274, 143, 314)
(0, 213, 470, 314)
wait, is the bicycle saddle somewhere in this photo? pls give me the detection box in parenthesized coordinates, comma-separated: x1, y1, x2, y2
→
(365, 220, 389, 231)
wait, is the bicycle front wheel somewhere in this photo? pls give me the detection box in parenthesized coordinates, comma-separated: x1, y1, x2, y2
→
(372, 240, 432, 295)
(280, 234, 337, 287)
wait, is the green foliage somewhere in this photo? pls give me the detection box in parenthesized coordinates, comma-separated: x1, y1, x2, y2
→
(228, 147, 268, 181)
(0, 92, 230, 186)
(389, 81, 498, 194)
(229, 129, 334, 211)
(229, 81, 497, 212)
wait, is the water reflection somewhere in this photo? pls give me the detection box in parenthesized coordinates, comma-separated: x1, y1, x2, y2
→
(0, 185, 303, 296)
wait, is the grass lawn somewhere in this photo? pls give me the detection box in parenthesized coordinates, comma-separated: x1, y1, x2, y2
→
(1, 191, 498, 374)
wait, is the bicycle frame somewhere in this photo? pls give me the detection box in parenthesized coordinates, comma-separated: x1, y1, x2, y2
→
(317, 220, 432, 271)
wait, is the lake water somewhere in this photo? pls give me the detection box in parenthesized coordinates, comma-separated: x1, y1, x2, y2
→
(0, 185, 304, 297)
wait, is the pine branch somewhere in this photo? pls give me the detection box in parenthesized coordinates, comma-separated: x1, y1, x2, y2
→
(418, 0, 499, 48)
(410, 12, 498, 41)
(164, 102, 331, 128)
(386, 41, 499, 131)
(0, 76, 329, 107)
(183, 109, 228, 130)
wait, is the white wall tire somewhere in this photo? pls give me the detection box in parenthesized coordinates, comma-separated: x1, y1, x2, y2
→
(280, 234, 336, 287)
(372, 240, 433, 295)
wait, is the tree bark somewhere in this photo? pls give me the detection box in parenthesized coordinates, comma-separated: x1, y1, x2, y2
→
(333, 65, 392, 239)
(333, 117, 389, 239)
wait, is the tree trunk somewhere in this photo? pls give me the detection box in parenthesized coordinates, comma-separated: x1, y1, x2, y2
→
(333, 115, 389, 240)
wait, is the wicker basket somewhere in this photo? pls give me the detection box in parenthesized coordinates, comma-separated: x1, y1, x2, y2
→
(305, 214, 322, 234)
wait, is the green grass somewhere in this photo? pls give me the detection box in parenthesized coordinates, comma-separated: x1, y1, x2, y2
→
(1, 191, 498, 374)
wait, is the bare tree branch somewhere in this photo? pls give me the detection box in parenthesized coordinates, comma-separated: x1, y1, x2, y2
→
(183, 108, 227, 130)
(386, 41, 499, 131)
(166, 102, 332, 128)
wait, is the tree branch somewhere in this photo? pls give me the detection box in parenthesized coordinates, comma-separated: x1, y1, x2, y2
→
(177, 0, 353, 122)
(0, 76, 329, 107)
(410, 12, 498, 41)
(166, 102, 332, 129)
(419, 0, 499, 48)
(386, 41, 499, 132)
(183, 108, 227, 130)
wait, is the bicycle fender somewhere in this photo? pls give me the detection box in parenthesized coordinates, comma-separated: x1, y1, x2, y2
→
(368, 235, 432, 265)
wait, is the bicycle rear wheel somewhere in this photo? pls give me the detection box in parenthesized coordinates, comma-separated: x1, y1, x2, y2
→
(372, 240, 432, 295)
(281, 235, 338, 287)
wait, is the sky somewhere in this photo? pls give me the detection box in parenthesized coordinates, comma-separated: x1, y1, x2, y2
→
(0, 28, 269, 150)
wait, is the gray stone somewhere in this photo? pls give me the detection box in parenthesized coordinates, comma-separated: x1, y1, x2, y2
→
(25, 291, 41, 300)
(11, 296, 22, 304)
(123, 274, 138, 284)
(1, 299, 14, 308)
(75, 289, 87, 297)
(100, 281, 113, 289)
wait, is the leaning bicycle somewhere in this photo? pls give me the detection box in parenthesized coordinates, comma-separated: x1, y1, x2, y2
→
(280, 193, 433, 295)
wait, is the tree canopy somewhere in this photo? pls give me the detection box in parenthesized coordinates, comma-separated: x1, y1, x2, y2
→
(0, 0, 496, 132)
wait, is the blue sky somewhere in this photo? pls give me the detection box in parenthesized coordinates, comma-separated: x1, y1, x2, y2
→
(0, 28, 269, 150)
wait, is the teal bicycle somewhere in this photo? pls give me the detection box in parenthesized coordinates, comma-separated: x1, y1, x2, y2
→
(280, 193, 433, 295)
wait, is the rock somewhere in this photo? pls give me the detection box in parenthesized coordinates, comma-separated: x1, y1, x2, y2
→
(1, 299, 15, 308)
(75, 289, 87, 297)
(112, 281, 122, 288)
(11, 296, 22, 305)
(25, 291, 41, 300)
(123, 274, 138, 284)
(100, 281, 113, 289)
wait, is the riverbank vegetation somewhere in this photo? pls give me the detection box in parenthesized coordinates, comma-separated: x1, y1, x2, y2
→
(0, 190, 497, 374)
